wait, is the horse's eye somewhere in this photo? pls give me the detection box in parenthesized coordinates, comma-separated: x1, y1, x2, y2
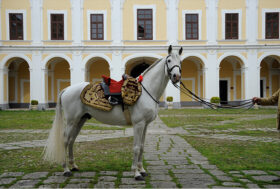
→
(168, 59, 171, 63)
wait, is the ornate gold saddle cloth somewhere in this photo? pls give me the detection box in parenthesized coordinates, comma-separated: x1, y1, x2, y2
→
(80, 77, 142, 111)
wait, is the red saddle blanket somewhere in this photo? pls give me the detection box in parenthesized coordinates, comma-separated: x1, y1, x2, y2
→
(102, 75, 124, 93)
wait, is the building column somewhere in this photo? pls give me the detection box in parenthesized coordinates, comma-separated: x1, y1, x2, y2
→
(0, 68, 8, 109)
(0, 0, 2, 46)
(245, 50, 259, 99)
(30, 52, 47, 109)
(30, 0, 43, 45)
(205, 51, 219, 100)
(110, 0, 123, 45)
(246, 0, 258, 44)
(166, 0, 179, 45)
(205, 0, 219, 45)
(110, 51, 123, 80)
(71, 0, 83, 45)
(71, 51, 83, 84)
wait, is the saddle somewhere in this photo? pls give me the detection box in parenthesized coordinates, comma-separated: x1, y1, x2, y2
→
(80, 75, 142, 111)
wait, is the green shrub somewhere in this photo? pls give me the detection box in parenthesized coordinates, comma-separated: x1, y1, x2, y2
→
(210, 97, 220, 103)
(31, 100, 38, 105)
(166, 96, 173, 102)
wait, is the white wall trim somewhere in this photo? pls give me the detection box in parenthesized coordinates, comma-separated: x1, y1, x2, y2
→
(0, 54, 32, 69)
(6, 9, 27, 40)
(257, 52, 280, 67)
(57, 79, 70, 101)
(261, 9, 280, 40)
(133, 5, 156, 40)
(217, 52, 247, 68)
(220, 77, 231, 101)
(182, 10, 202, 40)
(47, 10, 68, 40)
(20, 79, 29, 103)
(87, 10, 107, 40)
(181, 77, 195, 101)
(42, 54, 73, 69)
(221, 9, 242, 40)
(82, 54, 112, 70)
(122, 53, 163, 67)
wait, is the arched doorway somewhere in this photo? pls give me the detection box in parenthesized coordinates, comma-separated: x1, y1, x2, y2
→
(6, 58, 30, 108)
(180, 56, 205, 106)
(46, 58, 70, 107)
(260, 56, 280, 98)
(85, 57, 110, 84)
(219, 56, 244, 104)
(125, 57, 157, 78)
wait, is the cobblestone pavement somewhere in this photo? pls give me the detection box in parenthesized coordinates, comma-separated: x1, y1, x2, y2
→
(0, 117, 280, 188)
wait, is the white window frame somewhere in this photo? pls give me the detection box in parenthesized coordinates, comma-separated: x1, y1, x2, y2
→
(47, 10, 67, 40)
(87, 10, 107, 40)
(182, 10, 202, 40)
(133, 5, 156, 40)
(222, 9, 242, 40)
(262, 9, 280, 40)
(6, 9, 27, 40)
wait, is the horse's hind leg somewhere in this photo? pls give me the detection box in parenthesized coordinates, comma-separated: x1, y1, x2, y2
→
(68, 115, 90, 171)
(138, 125, 148, 177)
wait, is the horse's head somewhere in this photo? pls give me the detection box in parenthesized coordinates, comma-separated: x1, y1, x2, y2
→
(165, 45, 183, 84)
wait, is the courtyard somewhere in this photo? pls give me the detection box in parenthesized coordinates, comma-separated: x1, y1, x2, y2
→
(0, 108, 280, 188)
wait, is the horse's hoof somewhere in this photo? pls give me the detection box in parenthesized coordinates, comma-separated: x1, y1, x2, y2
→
(135, 175, 144, 181)
(140, 172, 148, 177)
(63, 171, 73, 177)
(71, 168, 79, 172)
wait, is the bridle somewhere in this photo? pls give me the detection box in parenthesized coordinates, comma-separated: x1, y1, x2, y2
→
(140, 55, 182, 104)
(165, 55, 182, 83)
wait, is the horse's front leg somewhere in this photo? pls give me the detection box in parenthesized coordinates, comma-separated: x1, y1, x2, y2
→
(138, 124, 148, 177)
(132, 121, 146, 180)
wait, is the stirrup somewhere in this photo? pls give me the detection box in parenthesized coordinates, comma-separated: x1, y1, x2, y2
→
(108, 96, 118, 105)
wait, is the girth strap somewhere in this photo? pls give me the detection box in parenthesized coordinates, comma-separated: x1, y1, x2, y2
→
(123, 105, 132, 125)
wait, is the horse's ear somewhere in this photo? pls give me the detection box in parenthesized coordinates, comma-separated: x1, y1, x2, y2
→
(168, 45, 172, 54)
(179, 47, 183, 55)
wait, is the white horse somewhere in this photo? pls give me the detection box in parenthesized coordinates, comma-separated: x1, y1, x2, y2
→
(43, 45, 183, 180)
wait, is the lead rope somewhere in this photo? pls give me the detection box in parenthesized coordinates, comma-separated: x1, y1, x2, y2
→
(140, 82, 160, 104)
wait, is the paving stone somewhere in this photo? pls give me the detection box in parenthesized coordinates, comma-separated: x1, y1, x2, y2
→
(122, 172, 134, 177)
(201, 164, 218, 170)
(150, 181, 177, 188)
(252, 175, 279, 182)
(98, 176, 117, 182)
(263, 185, 280, 188)
(73, 172, 96, 178)
(94, 181, 115, 188)
(150, 174, 172, 181)
(0, 178, 16, 185)
(99, 171, 118, 176)
(165, 160, 189, 165)
(212, 186, 243, 189)
(216, 175, 233, 181)
(271, 171, 280, 176)
(118, 184, 146, 188)
(146, 160, 165, 166)
(175, 164, 199, 169)
(121, 178, 145, 185)
(209, 170, 227, 176)
(229, 171, 241, 174)
(247, 183, 260, 188)
(147, 165, 173, 170)
(0, 172, 24, 178)
(64, 183, 90, 188)
(38, 184, 60, 188)
(43, 176, 67, 184)
(11, 179, 40, 188)
(22, 172, 48, 179)
(147, 169, 169, 174)
(172, 168, 204, 174)
(239, 178, 251, 183)
(52, 172, 64, 176)
(232, 174, 244, 178)
(222, 182, 242, 186)
(69, 178, 92, 183)
(242, 170, 267, 175)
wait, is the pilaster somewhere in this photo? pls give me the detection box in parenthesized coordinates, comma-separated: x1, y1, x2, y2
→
(110, 51, 123, 80)
(245, 49, 259, 98)
(246, 0, 258, 44)
(71, 0, 83, 45)
(166, 0, 179, 45)
(205, 50, 219, 100)
(0, 68, 9, 109)
(0, 0, 2, 45)
(30, 0, 43, 45)
(205, 0, 219, 45)
(71, 51, 83, 84)
(110, 0, 123, 45)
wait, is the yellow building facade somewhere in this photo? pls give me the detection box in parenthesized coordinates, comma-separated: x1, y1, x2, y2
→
(0, 0, 279, 109)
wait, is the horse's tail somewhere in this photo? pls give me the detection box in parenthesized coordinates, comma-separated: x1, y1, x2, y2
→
(43, 89, 66, 164)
